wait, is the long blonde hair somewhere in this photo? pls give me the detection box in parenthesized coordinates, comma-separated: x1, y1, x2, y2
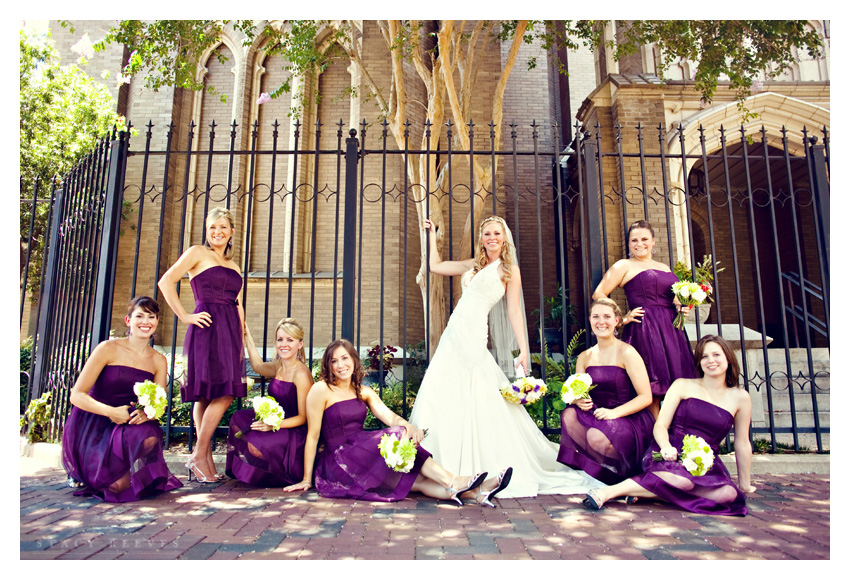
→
(473, 215, 514, 282)
(203, 207, 236, 260)
(274, 317, 307, 369)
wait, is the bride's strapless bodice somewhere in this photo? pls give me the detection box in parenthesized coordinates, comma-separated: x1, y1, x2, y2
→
(444, 261, 505, 349)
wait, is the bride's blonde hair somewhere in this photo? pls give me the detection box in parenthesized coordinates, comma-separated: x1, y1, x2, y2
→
(473, 215, 514, 282)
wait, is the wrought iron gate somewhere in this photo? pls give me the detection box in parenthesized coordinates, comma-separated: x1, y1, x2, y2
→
(21, 118, 830, 452)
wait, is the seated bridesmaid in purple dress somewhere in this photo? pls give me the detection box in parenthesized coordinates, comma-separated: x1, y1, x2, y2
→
(225, 318, 312, 486)
(557, 298, 654, 485)
(583, 335, 756, 516)
(61, 297, 183, 502)
(158, 207, 247, 483)
(284, 339, 513, 506)
(593, 220, 697, 417)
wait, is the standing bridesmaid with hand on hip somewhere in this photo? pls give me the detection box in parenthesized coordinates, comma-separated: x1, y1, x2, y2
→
(593, 220, 696, 416)
(158, 207, 246, 482)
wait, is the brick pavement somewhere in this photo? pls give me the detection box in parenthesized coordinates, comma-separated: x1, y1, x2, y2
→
(20, 458, 829, 560)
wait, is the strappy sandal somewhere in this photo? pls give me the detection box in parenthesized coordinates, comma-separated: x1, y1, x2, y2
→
(476, 467, 513, 508)
(186, 458, 215, 484)
(582, 490, 604, 510)
(445, 472, 487, 506)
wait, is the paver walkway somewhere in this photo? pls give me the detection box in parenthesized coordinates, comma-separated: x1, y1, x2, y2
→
(20, 456, 829, 560)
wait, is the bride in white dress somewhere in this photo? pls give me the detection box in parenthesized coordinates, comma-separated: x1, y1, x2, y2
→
(409, 215, 602, 500)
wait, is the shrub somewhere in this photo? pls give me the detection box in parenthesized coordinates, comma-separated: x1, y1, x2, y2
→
(21, 391, 52, 443)
(20, 337, 34, 414)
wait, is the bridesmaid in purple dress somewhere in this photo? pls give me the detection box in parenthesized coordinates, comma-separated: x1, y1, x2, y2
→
(158, 207, 246, 483)
(583, 335, 755, 516)
(557, 298, 654, 484)
(225, 318, 312, 486)
(284, 339, 511, 506)
(61, 296, 182, 502)
(593, 220, 697, 416)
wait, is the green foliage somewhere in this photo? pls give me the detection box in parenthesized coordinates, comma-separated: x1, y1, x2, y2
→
(364, 377, 420, 431)
(84, 19, 822, 123)
(20, 337, 34, 414)
(613, 20, 823, 118)
(531, 285, 576, 330)
(526, 328, 586, 436)
(20, 29, 126, 298)
(22, 392, 52, 443)
(674, 254, 725, 286)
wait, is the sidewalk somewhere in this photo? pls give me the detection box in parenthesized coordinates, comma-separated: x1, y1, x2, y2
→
(20, 444, 830, 560)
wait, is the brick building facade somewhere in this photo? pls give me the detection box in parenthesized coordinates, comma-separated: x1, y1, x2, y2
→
(25, 20, 830, 356)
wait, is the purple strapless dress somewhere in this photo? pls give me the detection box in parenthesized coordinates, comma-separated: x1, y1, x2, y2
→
(61, 365, 183, 502)
(632, 397, 747, 516)
(315, 398, 432, 502)
(621, 269, 697, 396)
(182, 265, 246, 402)
(225, 379, 307, 486)
(557, 366, 654, 484)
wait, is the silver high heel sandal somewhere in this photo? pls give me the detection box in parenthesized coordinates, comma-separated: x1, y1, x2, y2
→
(185, 458, 214, 483)
(476, 467, 513, 508)
(445, 472, 487, 506)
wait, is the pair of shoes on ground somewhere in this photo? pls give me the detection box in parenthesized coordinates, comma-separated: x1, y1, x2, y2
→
(445, 467, 514, 507)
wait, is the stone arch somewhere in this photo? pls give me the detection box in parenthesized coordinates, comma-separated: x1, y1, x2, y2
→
(665, 92, 829, 264)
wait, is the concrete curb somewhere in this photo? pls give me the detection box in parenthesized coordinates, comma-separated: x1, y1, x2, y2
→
(21, 438, 830, 476)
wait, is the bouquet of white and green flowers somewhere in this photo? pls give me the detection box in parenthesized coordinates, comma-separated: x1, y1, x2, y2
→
(501, 375, 548, 405)
(561, 373, 596, 405)
(653, 434, 715, 476)
(242, 395, 285, 437)
(378, 433, 418, 473)
(132, 380, 168, 420)
(670, 280, 709, 330)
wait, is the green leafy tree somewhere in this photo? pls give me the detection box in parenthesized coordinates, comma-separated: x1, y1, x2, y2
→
(70, 19, 822, 351)
(20, 29, 126, 299)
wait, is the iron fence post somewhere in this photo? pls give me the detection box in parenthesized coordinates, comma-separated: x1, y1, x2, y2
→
(810, 142, 830, 288)
(341, 129, 359, 341)
(91, 131, 129, 345)
(582, 136, 604, 300)
(31, 187, 66, 399)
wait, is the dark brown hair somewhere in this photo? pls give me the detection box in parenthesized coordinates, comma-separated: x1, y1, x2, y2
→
(693, 335, 740, 388)
(127, 296, 159, 318)
(321, 339, 365, 400)
(627, 220, 655, 240)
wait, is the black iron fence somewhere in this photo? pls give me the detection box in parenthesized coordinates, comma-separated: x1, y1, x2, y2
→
(21, 117, 830, 452)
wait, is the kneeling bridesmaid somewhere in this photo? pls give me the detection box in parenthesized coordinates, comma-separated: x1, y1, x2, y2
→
(557, 298, 654, 484)
(583, 335, 755, 516)
(61, 297, 183, 502)
(225, 318, 312, 486)
(284, 339, 512, 507)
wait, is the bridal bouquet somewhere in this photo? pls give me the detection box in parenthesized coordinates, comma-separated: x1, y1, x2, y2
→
(561, 373, 596, 405)
(671, 280, 708, 330)
(378, 433, 418, 473)
(132, 380, 168, 420)
(652, 434, 715, 476)
(671, 254, 723, 330)
(236, 395, 285, 437)
(501, 376, 548, 405)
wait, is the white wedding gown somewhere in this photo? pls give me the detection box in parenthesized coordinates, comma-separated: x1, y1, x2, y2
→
(409, 260, 602, 498)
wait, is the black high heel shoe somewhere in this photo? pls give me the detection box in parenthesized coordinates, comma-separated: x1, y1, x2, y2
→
(445, 472, 488, 506)
(476, 467, 513, 508)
